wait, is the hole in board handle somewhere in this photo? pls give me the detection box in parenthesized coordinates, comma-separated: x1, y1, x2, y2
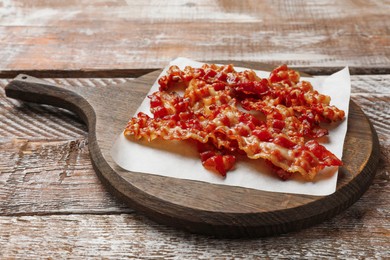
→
(21, 76, 28, 80)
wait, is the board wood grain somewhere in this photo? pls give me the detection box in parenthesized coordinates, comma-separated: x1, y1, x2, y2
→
(4, 64, 380, 237)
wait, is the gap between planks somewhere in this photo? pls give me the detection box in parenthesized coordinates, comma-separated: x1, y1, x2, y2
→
(1, 66, 390, 79)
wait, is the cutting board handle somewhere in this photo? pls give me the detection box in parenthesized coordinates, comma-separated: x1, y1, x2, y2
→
(5, 74, 94, 129)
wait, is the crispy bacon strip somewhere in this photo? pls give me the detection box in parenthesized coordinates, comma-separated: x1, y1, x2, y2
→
(124, 63, 345, 179)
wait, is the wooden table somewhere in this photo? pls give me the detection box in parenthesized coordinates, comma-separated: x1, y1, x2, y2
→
(1, 0, 389, 258)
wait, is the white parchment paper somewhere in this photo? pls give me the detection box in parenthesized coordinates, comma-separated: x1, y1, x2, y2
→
(111, 57, 351, 196)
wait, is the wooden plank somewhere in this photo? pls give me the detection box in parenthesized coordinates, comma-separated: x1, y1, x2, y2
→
(0, 130, 387, 218)
(0, 69, 158, 79)
(2, 67, 390, 79)
(0, 78, 132, 141)
(0, 138, 134, 215)
(0, 213, 388, 259)
(0, 78, 135, 215)
(0, 0, 389, 70)
(0, 76, 389, 217)
(1, 67, 385, 237)
(0, 109, 388, 218)
(0, 75, 388, 250)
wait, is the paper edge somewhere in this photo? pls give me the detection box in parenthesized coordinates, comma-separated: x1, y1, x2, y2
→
(110, 58, 351, 196)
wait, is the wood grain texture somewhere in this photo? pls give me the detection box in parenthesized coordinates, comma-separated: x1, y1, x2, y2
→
(0, 213, 389, 259)
(3, 65, 380, 237)
(0, 78, 134, 215)
(1, 0, 389, 252)
(0, 0, 389, 71)
(0, 75, 389, 255)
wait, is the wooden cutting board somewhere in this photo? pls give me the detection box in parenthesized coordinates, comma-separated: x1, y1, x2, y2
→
(5, 62, 379, 237)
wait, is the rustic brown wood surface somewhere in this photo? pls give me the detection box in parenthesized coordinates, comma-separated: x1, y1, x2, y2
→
(3, 66, 380, 238)
(0, 0, 389, 73)
(0, 0, 389, 258)
(1, 73, 389, 257)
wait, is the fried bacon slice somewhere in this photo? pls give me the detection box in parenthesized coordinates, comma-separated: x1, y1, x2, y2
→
(124, 63, 344, 180)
